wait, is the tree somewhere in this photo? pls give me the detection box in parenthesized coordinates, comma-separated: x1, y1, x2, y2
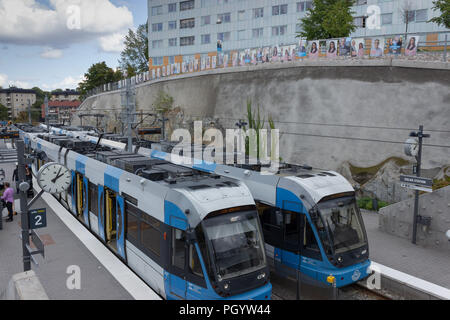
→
(0, 103, 8, 120)
(297, 0, 356, 40)
(78, 62, 123, 98)
(119, 23, 149, 76)
(429, 0, 450, 28)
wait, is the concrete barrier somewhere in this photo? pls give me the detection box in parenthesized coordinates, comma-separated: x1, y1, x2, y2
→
(3, 270, 49, 300)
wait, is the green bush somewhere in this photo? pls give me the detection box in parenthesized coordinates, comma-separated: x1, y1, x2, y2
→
(357, 197, 390, 211)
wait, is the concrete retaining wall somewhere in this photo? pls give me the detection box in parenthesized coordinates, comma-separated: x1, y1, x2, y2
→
(379, 186, 450, 251)
(76, 59, 450, 171)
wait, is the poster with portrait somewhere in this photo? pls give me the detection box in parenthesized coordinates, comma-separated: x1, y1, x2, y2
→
(386, 35, 403, 55)
(201, 57, 206, 70)
(151, 69, 155, 79)
(296, 38, 307, 58)
(279, 46, 289, 62)
(271, 46, 280, 62)
(189, 60, 194, 72)
(162, 66, 166, 77)
(308, 41, 319, 59)
(405, 35, 419, 56)
(349, 38, 361, 58)
(326, 40, 338, 58)
(338, 37, 352, 56)
(370, 37, 385, 57)
(156, 68, 160, 78)
(212, 55, 217, 69)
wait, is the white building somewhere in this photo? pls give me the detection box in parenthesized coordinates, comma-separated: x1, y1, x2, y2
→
(147, 0, 448, 67)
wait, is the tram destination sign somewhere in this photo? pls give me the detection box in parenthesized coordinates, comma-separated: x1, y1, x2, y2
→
(399, 175, 433, 187)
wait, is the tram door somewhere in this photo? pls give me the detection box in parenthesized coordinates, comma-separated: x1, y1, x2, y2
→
(97, 185, 106, 241)
(104, 188, 126, 260)
(75, 173, 89, 227)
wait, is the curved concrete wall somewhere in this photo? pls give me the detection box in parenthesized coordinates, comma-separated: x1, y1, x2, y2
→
(77, 60, 450, 171)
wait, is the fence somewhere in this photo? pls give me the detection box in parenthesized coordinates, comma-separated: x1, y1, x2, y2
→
(84, 31, 449, 100)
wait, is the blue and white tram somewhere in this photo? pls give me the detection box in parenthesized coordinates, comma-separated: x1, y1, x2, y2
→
(41, 126, 371, 289)
(20, 130, 272, 300)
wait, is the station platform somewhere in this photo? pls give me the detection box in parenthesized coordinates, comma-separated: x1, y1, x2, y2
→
(362, 210, 450, 291)
(0, 157, 157, 300)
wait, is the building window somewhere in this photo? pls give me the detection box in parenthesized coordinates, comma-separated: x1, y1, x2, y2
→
(152, 40, 163, 49)
(201, 34, 211, 44)
(152, 57, 163, 66)
(168, 20, 177, 30)
(272, 25, 287, 36)
(355, 0, 367, 5)
(238, 10, 245, 21)
(354, 16, 366, 28)
(218, 13, 231, 23)
(217, 32, 231, 42)
(151, 5, 163, 16)
(253, 7, 264, 19)
(168, 3, 177, 12)
(152, 23, 163, 32)
(217, 0, 230, 4)
(169, 56, 175, 64)
(180, 0, 195, 11)
(252, 28, 263, 39)
(237, 30, 246, 40)
(272, 4, 288, 16)
(169, 38, 177, 47)
(201, 15, 211, 26)
(297, 1, 313, 12)
(180, 36, 195, 46)
(381, 13, 392, 25)
(180, 18, 195, 29)
(415, 9, 428, 22)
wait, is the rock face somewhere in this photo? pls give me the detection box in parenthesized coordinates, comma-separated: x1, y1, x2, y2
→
(379, 186, 450, 252)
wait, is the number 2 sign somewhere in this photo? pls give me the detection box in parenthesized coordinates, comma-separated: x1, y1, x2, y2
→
(29, 208, 47, 230)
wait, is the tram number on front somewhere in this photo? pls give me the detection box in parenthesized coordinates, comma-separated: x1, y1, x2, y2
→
(29, 208, 47, 230)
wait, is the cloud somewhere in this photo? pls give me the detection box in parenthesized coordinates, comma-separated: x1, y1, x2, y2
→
(40, 47, 63, 59)
(99, 32, 126, 53)
(0, 73, 30, 88)
(0, 73, 7, 87)
(41, 75, 84, 90)
(0, 0, 133, 51)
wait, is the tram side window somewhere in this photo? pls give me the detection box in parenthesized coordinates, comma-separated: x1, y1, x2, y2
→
(172, 229, 185, 270)
(141, 214, 161, 257)
(88, 182, 98, 216)
(284, 210, 300, 246)
(189, 244, 203, 278)
(126, 206, 139, 245)
(302, 216, 322, 260)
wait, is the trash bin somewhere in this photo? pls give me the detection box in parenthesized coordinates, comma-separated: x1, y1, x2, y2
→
(372, 198, 379, 212)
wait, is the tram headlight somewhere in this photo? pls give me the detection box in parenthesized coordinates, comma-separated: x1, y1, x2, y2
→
(224, 283, 230, 290)
(257, 272, 266, 280)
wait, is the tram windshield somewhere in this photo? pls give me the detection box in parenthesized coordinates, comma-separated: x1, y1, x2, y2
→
(202, 209, 266, 281)
(316, 196, 367, 255)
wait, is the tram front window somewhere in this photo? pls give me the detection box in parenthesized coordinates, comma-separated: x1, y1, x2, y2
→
(316, 196, 367, 255)
(203, 210, 266, 281)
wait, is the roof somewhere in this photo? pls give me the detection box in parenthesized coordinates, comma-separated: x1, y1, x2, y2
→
(51, 90, 80, 96)
(41, 101, 81, 108)
(0, 88, 36, 94)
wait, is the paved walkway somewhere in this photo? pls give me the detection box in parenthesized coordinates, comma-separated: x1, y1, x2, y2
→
(362, 210, 450, 290)
(0, 160, 133, 300)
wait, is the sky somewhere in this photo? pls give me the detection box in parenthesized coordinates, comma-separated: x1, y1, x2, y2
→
(0, 0, 148, 91)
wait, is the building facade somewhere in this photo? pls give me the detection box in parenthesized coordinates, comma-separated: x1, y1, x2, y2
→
(0, 88, 37, 119)
(147, 0, 448, 68)
(50, 89, 80, 102)
(41, 100, 81, 125)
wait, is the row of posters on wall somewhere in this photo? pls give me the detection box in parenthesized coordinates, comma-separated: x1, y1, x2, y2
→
(151, 35, 420, 78)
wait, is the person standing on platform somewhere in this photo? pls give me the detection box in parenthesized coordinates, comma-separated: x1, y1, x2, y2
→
(1, 182, 14, 222)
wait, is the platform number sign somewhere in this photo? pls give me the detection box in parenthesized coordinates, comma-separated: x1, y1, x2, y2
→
(29, 208, 47, 230)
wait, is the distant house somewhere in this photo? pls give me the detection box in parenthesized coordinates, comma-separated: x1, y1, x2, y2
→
(0, 88, 37, 119)
(50, 89, 80, 102)
(41, 100, 81, 125)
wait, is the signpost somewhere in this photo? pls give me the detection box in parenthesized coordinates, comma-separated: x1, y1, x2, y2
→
(402, 126, 431, 245)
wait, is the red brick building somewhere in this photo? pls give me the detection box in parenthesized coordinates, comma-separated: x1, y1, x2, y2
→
(41, 100, 81, 124)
